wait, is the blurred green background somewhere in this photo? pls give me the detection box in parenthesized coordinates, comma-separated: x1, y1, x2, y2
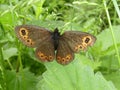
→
(0, 0, 120, 90)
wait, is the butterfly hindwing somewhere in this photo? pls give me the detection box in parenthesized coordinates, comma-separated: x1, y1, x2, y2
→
(35, 39, 55, 62)
(62, 31, 96, 53)
(56, 37, 74, 65)
(15, 25, 52, 47)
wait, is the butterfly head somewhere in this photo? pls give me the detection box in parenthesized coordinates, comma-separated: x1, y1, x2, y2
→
(54, 28, 59, 33)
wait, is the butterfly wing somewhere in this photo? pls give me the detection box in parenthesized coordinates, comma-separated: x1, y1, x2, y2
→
(61, 31, 96, 53)
(15, 25, 52, 47)
(35, 38, 55, 62)
(56, 37, 74, 65)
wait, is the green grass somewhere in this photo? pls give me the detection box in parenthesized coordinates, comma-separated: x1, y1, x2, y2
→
(0, 0, 120, 90)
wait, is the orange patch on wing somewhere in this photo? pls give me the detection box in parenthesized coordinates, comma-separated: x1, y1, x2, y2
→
(74, 44, 84, 52)
(19, 28, 35, 46)
(25, 39, 35, 46)
(23, 36, 28, 39)
(49, 56, 54, 61)
(37, 52, 53, 61)
(57, 54, 72, 64)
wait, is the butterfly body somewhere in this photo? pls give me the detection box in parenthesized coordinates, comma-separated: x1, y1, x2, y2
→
(51, 28, 60, 50)
(15, 25, 96, 65)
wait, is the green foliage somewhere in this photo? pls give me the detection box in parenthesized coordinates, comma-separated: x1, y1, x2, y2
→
(5, 68, 38, 90)
(37, 59, 116, 90)
(104, 71, 120, 89)
(0, 0, 120, 90)
(92, 25, 120, 69)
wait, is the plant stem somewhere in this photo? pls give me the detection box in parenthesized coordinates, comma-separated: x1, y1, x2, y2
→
(103, 0, 120, 66)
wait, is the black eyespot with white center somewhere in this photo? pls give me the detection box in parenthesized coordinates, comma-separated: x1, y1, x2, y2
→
(85, 37, 90, 43)
(21, 29, 26, 36)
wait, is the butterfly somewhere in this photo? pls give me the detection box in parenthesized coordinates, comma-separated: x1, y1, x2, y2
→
(15, 25, 96, 65)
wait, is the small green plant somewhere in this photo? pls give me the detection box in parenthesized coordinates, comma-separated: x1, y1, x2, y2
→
(0, 0, 120, 90)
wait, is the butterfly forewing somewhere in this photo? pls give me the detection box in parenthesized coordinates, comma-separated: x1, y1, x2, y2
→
(35, 38, 55, 62)
(15, 25, 52, 47)
(62, 31, 96, 53)
(56, 38, 74, 65)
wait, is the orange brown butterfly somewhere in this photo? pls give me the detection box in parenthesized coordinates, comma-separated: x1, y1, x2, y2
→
(15, 25, 96, 65)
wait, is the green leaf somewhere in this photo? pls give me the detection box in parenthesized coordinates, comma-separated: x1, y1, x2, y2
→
(104, 71, 120, 90)
(5, 68, 38, 90)
(95, 25, 120, 52)
(3, 48, 17, 60)
(92, 25, 120, 69)
(37, 58, 117, 90)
